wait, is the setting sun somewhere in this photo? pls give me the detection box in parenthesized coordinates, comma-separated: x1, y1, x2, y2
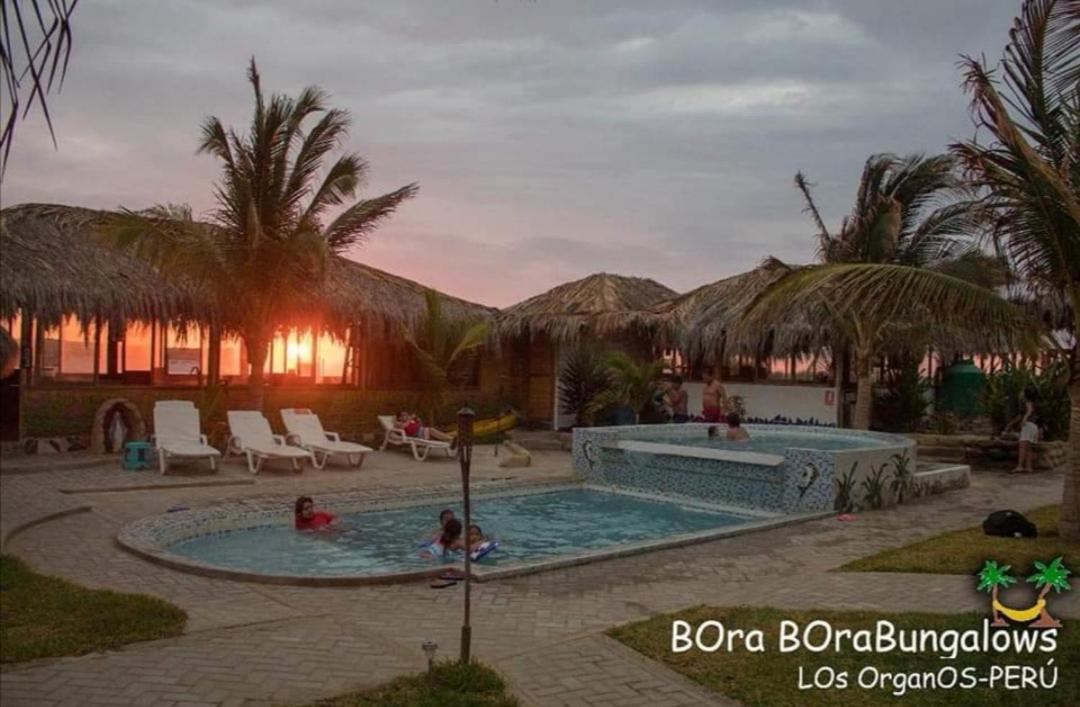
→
(286, 338, 312, 364)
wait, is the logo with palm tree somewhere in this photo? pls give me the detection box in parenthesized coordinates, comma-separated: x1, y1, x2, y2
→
(976, 557, 1071, 628)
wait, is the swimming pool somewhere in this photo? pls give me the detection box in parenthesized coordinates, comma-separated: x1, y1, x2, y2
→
(117, 482, 818, 584)
(165, 488, 752, 577)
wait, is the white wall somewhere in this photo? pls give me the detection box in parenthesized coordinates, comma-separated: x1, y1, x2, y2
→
(685, 382, 838, 425)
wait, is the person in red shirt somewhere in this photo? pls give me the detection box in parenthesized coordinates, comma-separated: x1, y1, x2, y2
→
(294, 496, 338, 531)
(394, 412, 454, 443)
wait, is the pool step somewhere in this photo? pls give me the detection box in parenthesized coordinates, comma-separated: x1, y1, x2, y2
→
(910, 463, 970, 499)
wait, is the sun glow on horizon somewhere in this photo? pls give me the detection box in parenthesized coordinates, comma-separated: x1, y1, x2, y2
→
(286, 339, 312, 364)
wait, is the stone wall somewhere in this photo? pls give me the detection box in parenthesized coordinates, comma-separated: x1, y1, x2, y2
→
(910, 433, 1068, 473)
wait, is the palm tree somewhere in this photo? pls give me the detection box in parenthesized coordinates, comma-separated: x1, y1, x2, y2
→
(402, 289, 489, 425)
(102, 59, 418, 409)
(1025, 556, 1072, 628)
(950, 0, 1080, 540)
(597, 352, 664, 424)
(976, 559, 1018, 627)
(558, 347, 613, 427)
(747, 154, 1030, 430)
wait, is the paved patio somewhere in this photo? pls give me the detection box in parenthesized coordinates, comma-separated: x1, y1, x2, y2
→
(1, 447, 1076, 706)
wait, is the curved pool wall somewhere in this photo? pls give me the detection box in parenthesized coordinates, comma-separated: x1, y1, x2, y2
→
(117, 482, 828, 585)
(572, 423, 916, 514)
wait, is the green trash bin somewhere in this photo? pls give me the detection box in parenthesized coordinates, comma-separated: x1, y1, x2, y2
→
(937, 359, 987, 418)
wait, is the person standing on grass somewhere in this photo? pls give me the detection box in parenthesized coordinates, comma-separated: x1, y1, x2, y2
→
(1007, 387, 1041, 474)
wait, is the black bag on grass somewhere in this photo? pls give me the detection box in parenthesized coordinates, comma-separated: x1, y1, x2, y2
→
(982, 510, 1038, 539)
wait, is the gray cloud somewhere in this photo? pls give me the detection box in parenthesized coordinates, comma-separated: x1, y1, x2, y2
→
(3, 0, 1021, 306)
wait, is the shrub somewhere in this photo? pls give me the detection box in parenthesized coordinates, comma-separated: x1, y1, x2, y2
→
(873, 359, 930, 432)
(558, 348, 612, 427)
(982, 360, 1070, 440)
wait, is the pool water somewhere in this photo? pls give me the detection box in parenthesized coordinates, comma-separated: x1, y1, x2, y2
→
(659, 432, 887, 454)
(168, 488, 749, 577)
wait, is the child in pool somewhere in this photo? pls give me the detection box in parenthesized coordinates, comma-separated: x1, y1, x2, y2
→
(467, 523, 486, 552)
(422, 518, 465, 558)
(294, 496, 338, 531)
(426, 509, 456, 543)
(726, 413, 750, 442)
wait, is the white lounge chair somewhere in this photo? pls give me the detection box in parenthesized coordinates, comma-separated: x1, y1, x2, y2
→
(226, 410, 313, 474)
(150, 401, 196, 443)
(377, 415, 454, 461)
(281, 408, 372, 469)
(155, 400, 195, 408)
(153, 405, 221, 475)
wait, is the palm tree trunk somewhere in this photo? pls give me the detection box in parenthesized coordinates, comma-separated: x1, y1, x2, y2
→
(207, 323, 222, 386)
(1060, 379, 1080, 541)
(246, 336, 268, 411)
(852, 349, 874, 430)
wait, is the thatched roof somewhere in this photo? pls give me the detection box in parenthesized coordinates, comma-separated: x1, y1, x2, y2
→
(1, 203, 209, 325)
(648, 257, 824, 360)
(495, 272, 676, 343)
(0, 203, 494, 333)
(320, 255, 496, 333)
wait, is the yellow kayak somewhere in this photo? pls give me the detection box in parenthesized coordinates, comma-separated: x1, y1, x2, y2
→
(443, 412, 518, 439)
(992, 597, 1045, 623)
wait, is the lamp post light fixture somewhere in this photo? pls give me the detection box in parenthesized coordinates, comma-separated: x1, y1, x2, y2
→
(421, 639, 438, 676)
(457, 406, 476, 664)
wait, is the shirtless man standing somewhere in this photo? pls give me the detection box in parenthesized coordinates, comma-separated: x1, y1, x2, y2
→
(701, 368, 728, 423)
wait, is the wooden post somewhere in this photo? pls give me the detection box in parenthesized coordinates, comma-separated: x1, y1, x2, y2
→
(106, 317, 121, 377)
(149, 320, 157, 382)
(32, 317, 45, 386)
(92, 317, 102, 384)
(340, 326, 352, 385)
(19, 313, 33, 388)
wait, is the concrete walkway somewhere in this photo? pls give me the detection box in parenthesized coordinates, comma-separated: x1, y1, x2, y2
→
(1, 448, 1076, 706)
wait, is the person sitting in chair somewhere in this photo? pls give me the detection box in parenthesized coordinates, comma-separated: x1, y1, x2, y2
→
(395, 412, 454, 443)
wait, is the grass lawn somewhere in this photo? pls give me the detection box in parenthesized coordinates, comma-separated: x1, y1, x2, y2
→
(838, 506, 1079, 575)
(306, 661, 518, 706)
(610, 606, 1080, 706)
(0, 554, 186, 664)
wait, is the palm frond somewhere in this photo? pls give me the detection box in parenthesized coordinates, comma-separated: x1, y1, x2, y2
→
(0, 0, 79, 176)
(744, 263, 1039, 352)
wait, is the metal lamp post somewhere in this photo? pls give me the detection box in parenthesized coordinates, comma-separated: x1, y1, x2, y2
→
(457, 406, 475, 664)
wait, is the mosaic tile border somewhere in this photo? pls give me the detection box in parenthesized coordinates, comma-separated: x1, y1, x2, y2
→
(573, 423, 915, 514)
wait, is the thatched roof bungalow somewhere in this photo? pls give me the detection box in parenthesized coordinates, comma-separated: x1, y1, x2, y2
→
(646, 257, 825, 373)
(1, 203, 494, 331)
(494, 272, 676, 424)
(0, 203, 495, 391)
(495, 272, 675, 344)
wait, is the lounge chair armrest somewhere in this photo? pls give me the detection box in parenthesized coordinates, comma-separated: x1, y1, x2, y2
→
(200, 434, 210, 445)
(272, 434, 288, 446)
(325, 431, 341, 442)
(285, 432, 302, 445)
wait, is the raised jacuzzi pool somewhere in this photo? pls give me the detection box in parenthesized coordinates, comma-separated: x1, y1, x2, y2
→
(573, 424, 916, 514)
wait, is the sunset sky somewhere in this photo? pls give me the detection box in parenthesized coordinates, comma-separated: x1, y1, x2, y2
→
(5, 0, 1021, 308)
